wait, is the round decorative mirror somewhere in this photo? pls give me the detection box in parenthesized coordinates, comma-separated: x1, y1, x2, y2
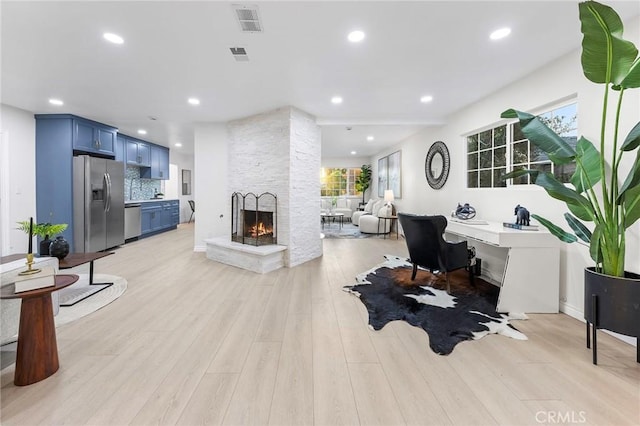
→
(425, 141, 450, 189)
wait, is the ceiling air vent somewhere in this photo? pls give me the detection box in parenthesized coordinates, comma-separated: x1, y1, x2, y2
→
(230, 47, 249, 62)
(232, 4, 263, 33)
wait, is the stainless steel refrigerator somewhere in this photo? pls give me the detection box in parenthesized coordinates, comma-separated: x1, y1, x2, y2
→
(73, 155, 125, 252)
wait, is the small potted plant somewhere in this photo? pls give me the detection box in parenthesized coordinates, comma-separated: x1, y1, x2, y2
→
(17, 221, 68, 256)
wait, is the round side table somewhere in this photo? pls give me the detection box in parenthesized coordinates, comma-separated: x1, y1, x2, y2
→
(1, 274, 79, 386)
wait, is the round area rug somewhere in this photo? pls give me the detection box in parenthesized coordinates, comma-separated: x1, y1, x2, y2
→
(55, 273, 127, 327)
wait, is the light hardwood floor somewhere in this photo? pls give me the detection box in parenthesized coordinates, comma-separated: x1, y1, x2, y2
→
(1, 223, 638, 425)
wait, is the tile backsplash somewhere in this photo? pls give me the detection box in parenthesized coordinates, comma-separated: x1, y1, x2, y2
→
(125, 166, 164, 201)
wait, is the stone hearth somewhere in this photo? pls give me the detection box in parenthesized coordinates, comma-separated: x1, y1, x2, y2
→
(205, 237, 287, 274)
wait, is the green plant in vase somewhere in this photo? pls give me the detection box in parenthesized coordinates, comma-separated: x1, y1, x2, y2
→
(17, 221, 68, 256)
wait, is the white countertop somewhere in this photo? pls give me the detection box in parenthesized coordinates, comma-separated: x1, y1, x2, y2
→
(125, 199, 178, 204)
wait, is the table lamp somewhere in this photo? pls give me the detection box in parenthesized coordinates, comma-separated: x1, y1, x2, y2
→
(384, 190, 394, 206)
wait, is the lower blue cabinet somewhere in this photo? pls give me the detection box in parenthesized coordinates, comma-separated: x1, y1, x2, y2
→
(141, 205, 162, 235)
(140, 200, 180, 237)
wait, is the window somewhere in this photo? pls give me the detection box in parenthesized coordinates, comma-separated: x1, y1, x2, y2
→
(321, 167, 362, 196)
(466, 102, 577, 188)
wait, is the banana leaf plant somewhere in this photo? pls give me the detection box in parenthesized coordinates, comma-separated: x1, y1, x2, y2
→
(502, 0, 640, 277)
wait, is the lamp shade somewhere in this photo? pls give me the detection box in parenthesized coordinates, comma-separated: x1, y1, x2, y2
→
(384, 189, 394, 203)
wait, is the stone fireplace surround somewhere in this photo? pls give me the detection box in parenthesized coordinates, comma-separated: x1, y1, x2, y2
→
(204, 106, 322, 273)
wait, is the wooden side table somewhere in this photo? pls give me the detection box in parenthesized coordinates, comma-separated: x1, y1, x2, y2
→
(1, 274, 79, 386)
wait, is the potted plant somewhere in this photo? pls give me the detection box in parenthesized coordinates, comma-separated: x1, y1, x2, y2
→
(502, 0, 640, 363)
(17, 221, 68, 256)
(355, 164, 372, 206)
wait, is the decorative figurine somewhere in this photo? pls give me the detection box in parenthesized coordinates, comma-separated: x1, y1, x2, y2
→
(514, 204, 530, 226)
(454, 203, 477, 220)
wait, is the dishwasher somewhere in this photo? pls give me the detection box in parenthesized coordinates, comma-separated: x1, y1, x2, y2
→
(124, 203, 142, 240)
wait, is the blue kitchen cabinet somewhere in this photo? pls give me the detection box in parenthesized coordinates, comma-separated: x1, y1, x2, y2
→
(170, 200, 180, 226)
(115, 135, 126, 163)
(35, 114, 119, 252)
(161, 202, 173, 228)
(141, 204, 162, 235)
(123, 135, 151, 167)
(73, 117, 116, 157)
(142, 145, 170, 180)
(140, 199, 179, 237)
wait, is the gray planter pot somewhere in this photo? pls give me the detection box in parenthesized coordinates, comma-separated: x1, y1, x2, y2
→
(584, 267, 640, 365)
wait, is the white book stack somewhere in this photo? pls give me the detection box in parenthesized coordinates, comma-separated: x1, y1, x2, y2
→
(13, 266, 56, 293)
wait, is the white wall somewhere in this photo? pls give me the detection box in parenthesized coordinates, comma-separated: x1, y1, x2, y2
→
(377, 15, 640, 320)
(193, 123, 229, 251)
(0, 104, 36, 256)
(168, 149, 195, 223)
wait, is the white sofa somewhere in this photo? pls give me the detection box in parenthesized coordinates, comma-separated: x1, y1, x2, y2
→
(359, 200, 393, 234)
(321, 197, 355, 221)
(1, 256, 60, 345)
(333, 198, 353, 221)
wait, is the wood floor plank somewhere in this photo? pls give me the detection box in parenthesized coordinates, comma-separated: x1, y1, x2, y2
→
(221, 341, 281, 425)
(312, 298, 360, 426)
(176, 373, 239, 425)
(390, 322, 498, 426)
(129, 300, 242, 425)
(206, 285, 271, 373)
(370, 333, 452, 425)
(268, 313, 313, 426)
(347, 362, 407, 426)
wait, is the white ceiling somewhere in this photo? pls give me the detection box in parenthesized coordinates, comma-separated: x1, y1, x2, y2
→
(2, 1, 638, 158)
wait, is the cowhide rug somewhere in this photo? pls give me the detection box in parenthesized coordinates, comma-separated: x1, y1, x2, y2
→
(343, 255, 527, 355)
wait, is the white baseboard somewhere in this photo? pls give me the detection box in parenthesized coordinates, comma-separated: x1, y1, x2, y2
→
(194, 245, 206, 252)
(560, 300, 583, 320)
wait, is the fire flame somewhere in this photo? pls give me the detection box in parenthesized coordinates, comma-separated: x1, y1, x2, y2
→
(249, 222, 272, 238)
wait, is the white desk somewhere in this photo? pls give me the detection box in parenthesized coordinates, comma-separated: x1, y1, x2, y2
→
(445, 220, 560, 314)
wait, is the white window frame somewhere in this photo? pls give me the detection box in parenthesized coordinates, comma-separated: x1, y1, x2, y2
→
(465, 98, 578, 189)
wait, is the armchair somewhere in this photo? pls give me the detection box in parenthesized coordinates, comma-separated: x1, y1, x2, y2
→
(359, 202, 393, 234)
(397, 213, 474, 293)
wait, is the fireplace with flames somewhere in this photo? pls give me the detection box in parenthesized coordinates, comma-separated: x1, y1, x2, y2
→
(231, 192, 277, 246)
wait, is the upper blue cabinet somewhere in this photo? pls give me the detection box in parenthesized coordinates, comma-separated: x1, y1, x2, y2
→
(36, 114, 117, 158)
(121, 135, 151, 167)
(142, 144, 170, 179)
(72, 117, 116, 157)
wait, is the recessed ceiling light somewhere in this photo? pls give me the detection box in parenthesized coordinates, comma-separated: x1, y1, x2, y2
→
(103, 33, 124, 44)
(137, 129, 147, 135)
(490, 27, 511, 40)
(420, 95, 433, 103)
(174, 143, 183, 147)
(367, 135, 374, 141)
(351, 151, 357, 155)
(188, 98, 200, 105)
(348, 30, 365, 43)
(48, 98, 64, 106)
(331, 96, 343, 104)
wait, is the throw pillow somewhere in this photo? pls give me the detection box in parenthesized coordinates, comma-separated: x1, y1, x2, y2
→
(371, 200, 384, 216)
(364, 199, 375, 213)
(378, 205, 392, 218)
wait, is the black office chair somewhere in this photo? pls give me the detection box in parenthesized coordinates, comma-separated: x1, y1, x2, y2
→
(398, 213, 474, 293)
(188, 200, 195, 223)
